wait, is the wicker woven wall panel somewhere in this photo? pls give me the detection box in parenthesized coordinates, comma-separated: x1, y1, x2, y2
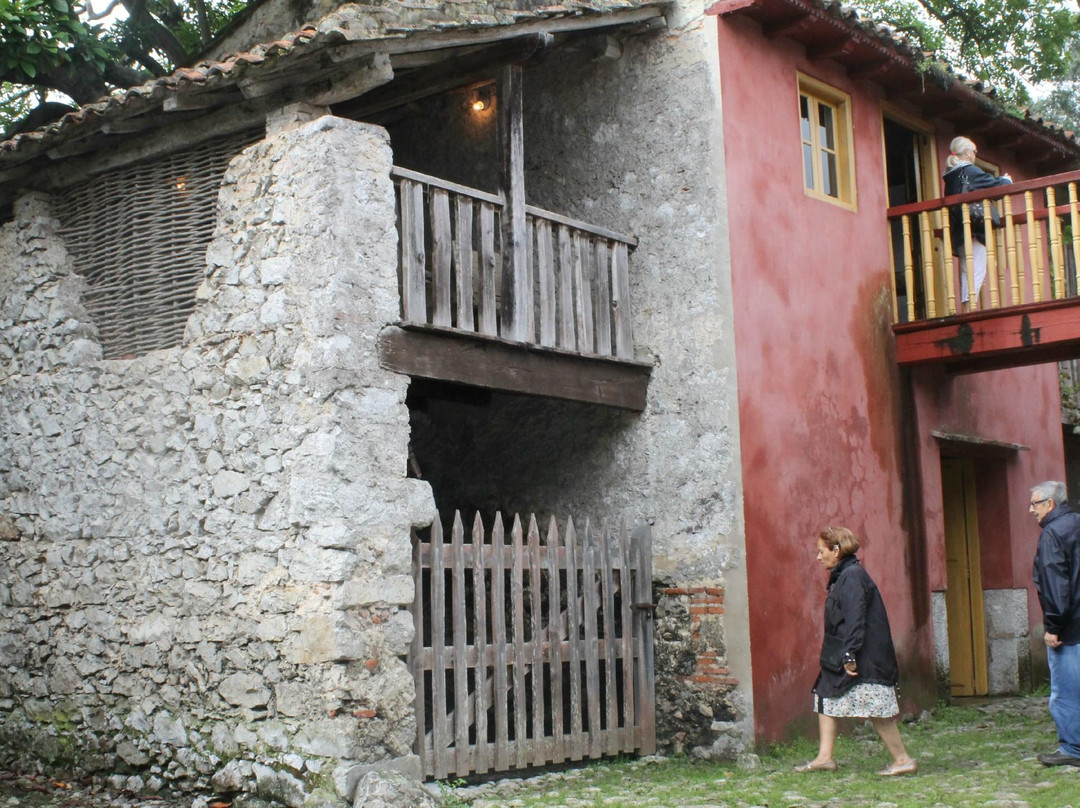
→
(55, 130, 260, 359)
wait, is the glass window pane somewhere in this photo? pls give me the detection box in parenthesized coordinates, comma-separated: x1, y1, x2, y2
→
(800, 95, 811, 140)
(821, 151, 838, 197)
(803, 143, 815, 189)
(818, 104, 835, 150)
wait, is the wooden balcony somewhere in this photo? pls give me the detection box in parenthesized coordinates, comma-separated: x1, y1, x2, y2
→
(890, 169, 1080, 372)
(378, 167, 652, 410)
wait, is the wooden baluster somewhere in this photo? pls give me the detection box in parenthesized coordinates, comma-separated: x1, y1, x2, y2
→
(454, 197, 475, 331)
(557, 226, 576, 350)
(1004, 195, 1020, 306)
(431, 189, 452, 327)
(1025, 191, 1042, 302)
(612, 243, 633, 358)
(478, 203, 498, 335)
(902, 215, 916, 322)
(918, 212, 936, 318)
(525, 217, 535, 342)
(960, 204, 977, 309)
(537, 219, 556, 347)
(1071, 183, 1080, 297)
(940, 209, 955, 316)
(1036, 218, 1048, 302)
(594, 241, 612, 355)
(574, 232, 593, 353)
(983, 202, 1000, 308)
(399, 179, 427, 322)
(1048, 186, 1066, 299)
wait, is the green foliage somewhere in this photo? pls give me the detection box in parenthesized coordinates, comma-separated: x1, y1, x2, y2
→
(0, 0, 114, 82)
(855, 0, 1080, 107)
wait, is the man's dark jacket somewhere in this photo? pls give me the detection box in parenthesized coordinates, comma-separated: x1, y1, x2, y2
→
(1034, 504, 1080, 645)
(814, 555, 899, 699)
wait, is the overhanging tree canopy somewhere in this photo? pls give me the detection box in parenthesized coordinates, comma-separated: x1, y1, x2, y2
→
(0, 0, 250, 133)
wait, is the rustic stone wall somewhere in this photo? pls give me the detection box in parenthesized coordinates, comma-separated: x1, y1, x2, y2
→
(0, 115, 433, 805)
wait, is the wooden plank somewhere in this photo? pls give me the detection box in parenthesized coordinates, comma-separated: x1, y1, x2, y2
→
(511, 516, 528, 769)
(537, 219, 556, 347)
(472, 513, 491, 775)
(582, 520, 602, 759)
(616, 522, 636, 753)
(565, 517, 584, 761)
(451, 513, 471, 776)
(399, 179, 427, 323)
(612, 242, 633, 358)
(410, 531, 428, 777)
(479, 203, 498, 336)
(392, 166, 505, 207)
(525, 204, 638, 246)
(377, 326, 651, 411)
(557, 226, 576, 350)
(491, 515, 509, 772)
(595, 241, 612, 356)
(599, 523, 619, 756)
(892, 296, 1080, 371)
(431, 189, 453, 328)
(454, 197, 475, 332)
(431, 519, 449, 778)
(498, 65, 530, 343)
(632, 523, 656, 754)
(546, 516, 565, 764)
(528, 516, 546, 767)
(574, 232, 594, 353)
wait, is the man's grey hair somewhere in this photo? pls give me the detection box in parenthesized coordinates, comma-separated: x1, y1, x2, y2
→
(1031, 481, 1067, 507)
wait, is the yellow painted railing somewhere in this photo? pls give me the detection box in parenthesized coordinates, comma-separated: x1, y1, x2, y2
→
(887, 169, 1080, 323)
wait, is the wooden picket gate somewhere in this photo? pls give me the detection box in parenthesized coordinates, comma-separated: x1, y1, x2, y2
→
(409, 512, 655, 780)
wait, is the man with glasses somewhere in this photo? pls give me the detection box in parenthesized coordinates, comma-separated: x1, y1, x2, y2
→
(1029, 481, 1080, 767)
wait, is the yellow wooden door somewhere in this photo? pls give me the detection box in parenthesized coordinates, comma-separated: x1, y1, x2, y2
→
(942, 458, 989, 696)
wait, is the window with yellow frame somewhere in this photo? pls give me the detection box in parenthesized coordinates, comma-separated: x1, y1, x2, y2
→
(798, 73, 856, 209)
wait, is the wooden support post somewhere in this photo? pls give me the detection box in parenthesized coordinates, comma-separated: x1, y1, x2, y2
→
(498, 65, 530, 343)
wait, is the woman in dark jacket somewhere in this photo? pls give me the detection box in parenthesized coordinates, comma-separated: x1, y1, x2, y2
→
(795, 526, 917, 776)
(942, 135, 1012, 310)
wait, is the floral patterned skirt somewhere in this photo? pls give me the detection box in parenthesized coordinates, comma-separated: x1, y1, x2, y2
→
(814, 683, 898, 718)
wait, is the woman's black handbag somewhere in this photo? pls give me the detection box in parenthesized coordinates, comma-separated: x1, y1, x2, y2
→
(961, 172, 1002, 228)
(820, 633, 845, 673)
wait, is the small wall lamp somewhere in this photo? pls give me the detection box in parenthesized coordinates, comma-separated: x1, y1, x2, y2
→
(469, 86, 494, 112)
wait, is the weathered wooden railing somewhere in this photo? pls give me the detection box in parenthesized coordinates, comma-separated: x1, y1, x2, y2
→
(888, 168, 1080, 323)
(392, 167, 637, 359)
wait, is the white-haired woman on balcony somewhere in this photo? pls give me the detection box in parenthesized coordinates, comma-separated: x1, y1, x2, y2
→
(943, 135, 1012, 311)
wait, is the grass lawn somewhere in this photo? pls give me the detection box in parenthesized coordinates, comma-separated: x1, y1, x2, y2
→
(454, 696, 1079, 807)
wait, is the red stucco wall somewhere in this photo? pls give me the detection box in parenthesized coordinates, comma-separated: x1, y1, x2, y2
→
(716, 15, 1065, 742)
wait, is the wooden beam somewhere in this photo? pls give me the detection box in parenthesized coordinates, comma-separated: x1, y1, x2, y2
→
(377, 325, 651, 411)
(763, 11, 811, 39)
(893, 298, 1080, 372)
(806, 35, 857, 62)
(335, 33, 551, 121)
(498, 64, 529, 343)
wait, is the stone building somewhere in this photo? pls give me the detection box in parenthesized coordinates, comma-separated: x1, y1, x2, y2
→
(1, 0, 748, 803)
(4, 0, 1080, 805)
